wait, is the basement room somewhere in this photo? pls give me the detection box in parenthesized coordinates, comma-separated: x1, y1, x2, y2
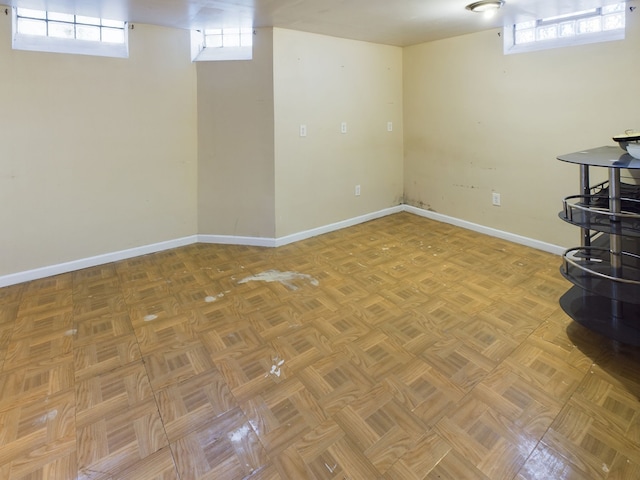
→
(0, 0, 639, 478)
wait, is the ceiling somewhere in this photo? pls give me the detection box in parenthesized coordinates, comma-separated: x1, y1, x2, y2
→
(9, 0, 630, 46)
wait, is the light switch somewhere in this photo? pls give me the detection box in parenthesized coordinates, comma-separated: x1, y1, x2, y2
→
(299, 124, 307, 137)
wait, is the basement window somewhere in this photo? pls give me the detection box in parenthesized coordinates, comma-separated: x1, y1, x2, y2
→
(190, 28, 253, 61)
(12, 7, 128, 58)
(504, 2, 626, 54)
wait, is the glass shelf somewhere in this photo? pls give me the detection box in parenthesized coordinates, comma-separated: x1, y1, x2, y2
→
(560, 194, 640, 237)
(561, 246, 640, 304)
(560, 287, 640, 346)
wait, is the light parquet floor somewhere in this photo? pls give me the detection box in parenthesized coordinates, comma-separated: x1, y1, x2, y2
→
(1, 212, 639, 479)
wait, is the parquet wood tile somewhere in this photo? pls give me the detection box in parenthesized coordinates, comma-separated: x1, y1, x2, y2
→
(420, 336, 498, 392)
(73, 294, 128, 323)
(23, 274, 73, 297)
(382, 431, 451, 480)
(311, 313, 373, 351)
(434, 391, 540, 479)
(0, 284, 24, 306)
(214, 344, 286, 403)
(73, 312, 135, 347)
(378, 312, 440, 355)
(173, 284, 230, 310)
(4, 448, 77, 480)
(273, 418, 381, 480)
(73, 277, 123, 301)
(72, 264, 117, 283)
(541, 405, 640, 479)
(0, 359, 75, 412)
(11, 305, 74, 340)
(245, 306, 305, 342)
(422, 447, 492, 480)
(110, 447, 179, 480)
(1, 212, 640, 479)
(76, 399, 168, 480)
(498, 339, 586, 403)
(17, 290, 73, 317)
(3, 330, 73, 371)
(515, 442, 599, 480)
(472, 367, 563, 440)
(134, 313, 199, 356)
(341, 330, 413, 381)
(333, 384, 427, 474)
(297, 352, 375, 416)
(0, 303, 19, 328)
(240, 377, 328, 455)
(126, 296, 183, 326)
(75, 362, 153, 422)
(116, 266, 166, 286)
(0, 389, 76, 477)
(155, 370, 237, 442)
(199, 319, 265, 360)
(122, 279, 173, 305)
(170, 407, 267, 480)
(143, 342, 216, 391)
(0, 324, 13, 368)
(190, 300, 242, 333)
(383, 357, 466, 426)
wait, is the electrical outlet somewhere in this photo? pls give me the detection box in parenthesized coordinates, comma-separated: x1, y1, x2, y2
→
(299, 124, 307, 137)
(355, 185, 361, 196)
(492, 192, 501, 206)
(387, 121, 393, 132)
(341, 122, 347, 134)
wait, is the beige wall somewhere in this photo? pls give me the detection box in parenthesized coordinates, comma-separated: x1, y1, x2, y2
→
(273, 28, 404, 237)
(7, 8, 640, 280)
(197, 28, 276, 238)
(403, 12, 640, 247)
(0, 18, 198, 276)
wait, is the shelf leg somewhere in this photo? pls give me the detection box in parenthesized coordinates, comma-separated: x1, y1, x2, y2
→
(580, 164, 591, 250)
(608, 167, 623, 318)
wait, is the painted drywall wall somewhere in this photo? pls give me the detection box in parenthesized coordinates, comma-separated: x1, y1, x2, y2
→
(272, 28, 404, 237)
(197, 28, 276, 238)
(0, 17, 197, 277)
(403, 9, 640, 248)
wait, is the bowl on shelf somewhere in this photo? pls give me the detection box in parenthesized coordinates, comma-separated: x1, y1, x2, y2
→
(613, 131, 640, 151)
(627, 143, 640, 160)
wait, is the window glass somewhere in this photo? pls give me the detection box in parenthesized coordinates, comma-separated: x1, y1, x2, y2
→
(48, 22, 75, 39)
(505, 2, 626, 54)
(76, 24, 101, 41)
(16, 8, 46, 19)
(76, 16, 101, 26)
(102, 27, 125, 44)
(193, 27, 253, 61)
(12, 7, 128, 58)
(17, 17, 47, 36)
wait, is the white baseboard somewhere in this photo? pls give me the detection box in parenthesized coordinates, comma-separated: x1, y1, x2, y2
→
(275, 206, 404, 247)
(198, 235, 276, 248)
(0, 235, 198, 288)
(0, 205, 564, 288)
(198, 207, 404, 248)
(403, 205, 566, 256)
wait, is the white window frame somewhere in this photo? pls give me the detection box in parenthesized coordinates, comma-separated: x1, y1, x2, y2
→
(504, 3, 626, 55)
(12, 8, 129, 58)
(190, 28, 253, 62)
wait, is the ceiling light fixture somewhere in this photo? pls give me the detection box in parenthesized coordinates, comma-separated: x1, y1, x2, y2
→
(465, 1, 505, 13)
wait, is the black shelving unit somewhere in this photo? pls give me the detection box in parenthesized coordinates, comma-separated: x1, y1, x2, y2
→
(557, 146, 640, 346)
